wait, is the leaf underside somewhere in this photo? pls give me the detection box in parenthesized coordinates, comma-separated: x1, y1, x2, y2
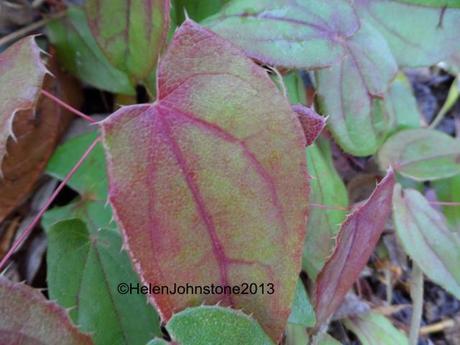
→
(0, 277, 93, 345)
(101, 20, 308, 342)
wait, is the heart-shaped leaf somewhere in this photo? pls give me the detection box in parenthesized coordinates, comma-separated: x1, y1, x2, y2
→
(0, 36, 47, 170)
(47, 7, 135, 95)
(0, 277, 93, 344)
(166, 306, 274, 345)
(47, 219, 162, 345)
(205, 0, 360, 69)
(315, 20, 397, 156)
(84, 0, 170, 80)
(303, 140, 348, 280)
(356, 0, 460, 67)
(377, 128, 460, 181)
(101, 20, 308, 342)
(343, 311, 409, 345)
(392, 185, 460, 299)
(433, 174, 460, 231)
(314, 170, 395, 326)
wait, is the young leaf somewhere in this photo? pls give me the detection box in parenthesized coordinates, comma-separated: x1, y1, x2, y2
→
(0, 36, 47, 169)
(166, 306, 274, 345)
(292, 105, 326, 147)
(101, 20, 308, 342)
(377, 128, 460, 181)
(314, 170, 395, 326)
(84, 0, 170, 80)
(392, 185, 460, 299)
(303, 141, 348, 280)
(288, 279, 316, 327)
(0, 277, 93, 344)
(432, 174, 460, 230)
(47, 7, 135, 95)
(47, 219, 162, 345)
(315, 20, 397, 156)
(385, 72, 421, 132)
(205, 0, 360, 69)
(316, 333, 342, 345)
(343, 311, 409, 345)
(356, 0, 460, 67)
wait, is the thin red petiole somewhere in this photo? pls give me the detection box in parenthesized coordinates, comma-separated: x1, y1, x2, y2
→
(0, 136, 102, 272)
(41, 89, 96, 124)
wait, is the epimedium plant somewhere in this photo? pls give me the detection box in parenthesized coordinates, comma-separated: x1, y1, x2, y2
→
(0, 1, 459, 345)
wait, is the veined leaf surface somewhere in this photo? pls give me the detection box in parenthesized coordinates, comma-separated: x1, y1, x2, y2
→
(356, 0, 460, 67)
(101, 20, 308, 342)
(314, 171, 395, 325)
(315, 20, 397, 156)
(85, 0, 170, 80)
(0, 36, 47, 169)
(205, 0, 360, 69)
(377, 128, 460, 181)
(433, 174, 460, 231)
(0, 277, 93, 344)
(392, 185, 460, 299)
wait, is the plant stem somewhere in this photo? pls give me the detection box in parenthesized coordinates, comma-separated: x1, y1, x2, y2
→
(409, 262, 424, 345)
(41, 90, 97, 123)
(0, 11, 67, 48)
(0, 136, 101, 272)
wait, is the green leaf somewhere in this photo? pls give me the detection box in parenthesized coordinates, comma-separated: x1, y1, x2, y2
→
(147, 340, 169, 345)
(205, 0, 360, 69)
(433, 174, 460, 230)
(356, 0, 460, 67)
(385, 72, 421, 132)
(47, 219, 162, 345)
(315, 20, 397, 156)
(284, 72, 307, 105)
(303, 141, 348, 280)
(344, 311, 409, 345)
(174, 0, 230, 23)
(84, 0, 170, 80)
(394, 0, 460, 6)
(166, 306, 274, 345)
(392, 184, 460, 299)
(46, 131, 107, 201)
(288, 280, 315, 327)
(0, 36, 47, 169)
(315, 333, 342, 345)
(377, 128, 460, 181)
(0, 277, 93, 344)
(47, 7, 135, 95)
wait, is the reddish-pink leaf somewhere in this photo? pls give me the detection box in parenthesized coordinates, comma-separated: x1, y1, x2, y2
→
(0, 36, 47, 170)
(0, 277, 93, 344)
(101, 20, 308, 342)
(313, 170, 395, 326)
(292, 105, 327, 146)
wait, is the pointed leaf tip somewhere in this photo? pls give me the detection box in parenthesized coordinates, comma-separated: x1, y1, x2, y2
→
(102, 21, 308, 342)
(292, 105, 327, 146)
(314, 170, 395, 325)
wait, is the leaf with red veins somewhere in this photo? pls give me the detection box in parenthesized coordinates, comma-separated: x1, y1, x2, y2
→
(101, 20, 308, 342)
(0, 277, 93, 344)
(0, 36, 47, 172)
(313, 170, 395, 326)
(292, 105, 327, 146)
(84, 0, 170, 80)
